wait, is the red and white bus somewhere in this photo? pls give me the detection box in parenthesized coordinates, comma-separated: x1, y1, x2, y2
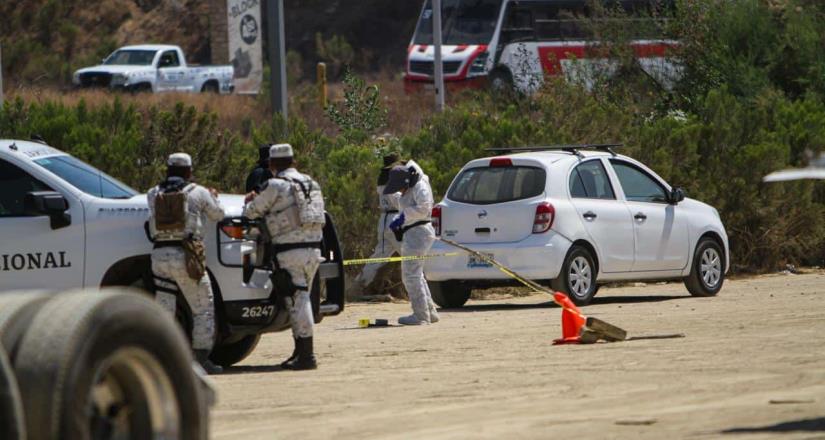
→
(405, 0, 679, 93)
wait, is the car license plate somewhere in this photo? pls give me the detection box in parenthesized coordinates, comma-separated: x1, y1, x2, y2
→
(467, 253, 494, 268)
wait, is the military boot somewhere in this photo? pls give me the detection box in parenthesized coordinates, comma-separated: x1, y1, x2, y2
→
(279, 338, 299, 368)
(194, 350, 223, 375)
(281, 337, 317, 370)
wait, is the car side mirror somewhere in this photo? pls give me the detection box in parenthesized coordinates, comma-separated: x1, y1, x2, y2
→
(24, 191, 71, 229)
(669, 187, 686, 205)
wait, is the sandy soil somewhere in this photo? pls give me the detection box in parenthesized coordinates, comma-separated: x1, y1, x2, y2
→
(211, 272, 825, 439)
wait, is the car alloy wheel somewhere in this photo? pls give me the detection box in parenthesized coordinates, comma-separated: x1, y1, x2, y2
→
(700, 248, 722, 289)
(568, 256, 592, 298)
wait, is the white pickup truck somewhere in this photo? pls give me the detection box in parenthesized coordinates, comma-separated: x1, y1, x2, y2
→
(0, 139, 345, 367)
(72, 44, 235, 94)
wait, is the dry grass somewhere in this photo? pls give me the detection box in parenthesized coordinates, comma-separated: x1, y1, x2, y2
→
(6, 69, 441, 138)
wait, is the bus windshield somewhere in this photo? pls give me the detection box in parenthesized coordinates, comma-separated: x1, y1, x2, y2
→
(413, 0, 503, 45)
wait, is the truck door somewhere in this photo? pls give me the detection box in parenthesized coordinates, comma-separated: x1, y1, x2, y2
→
(0, 158, 85, 290)
(156, 50, 185, 91)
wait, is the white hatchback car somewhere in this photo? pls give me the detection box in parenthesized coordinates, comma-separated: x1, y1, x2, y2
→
(425, 145, 729, 307)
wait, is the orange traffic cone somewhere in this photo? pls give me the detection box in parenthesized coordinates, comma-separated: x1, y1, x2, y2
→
(553, 292, 586, 345)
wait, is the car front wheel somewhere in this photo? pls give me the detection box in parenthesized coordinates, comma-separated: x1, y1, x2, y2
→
(551, 246, 598, 306)
(684, 238, 725, 297)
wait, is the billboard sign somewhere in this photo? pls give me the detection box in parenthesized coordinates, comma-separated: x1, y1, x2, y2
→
(227, 0, 263, 94)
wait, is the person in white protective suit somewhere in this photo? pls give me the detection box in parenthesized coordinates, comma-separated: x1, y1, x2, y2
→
(148, 153, 225, 374)
(384, 162, 441, 325)
(353, 152, 403, 291)
(243, 144, 326, 370)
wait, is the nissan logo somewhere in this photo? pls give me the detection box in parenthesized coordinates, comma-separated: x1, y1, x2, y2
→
(478, 210, 488, 219)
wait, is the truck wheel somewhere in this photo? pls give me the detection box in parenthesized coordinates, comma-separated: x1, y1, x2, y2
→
(210, 334, 261, 368)
(684, 238, 725, 297)
(0, 347, 24, 440)
(429, 281, 471, 308)
(0, 291, 51, 355)
(12, 290, 207, 440)
(201, 81, 219, 93)
(551, 245, 598, 306)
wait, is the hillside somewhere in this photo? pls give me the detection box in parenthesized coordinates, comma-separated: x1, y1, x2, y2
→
(0, 0, 421, 87)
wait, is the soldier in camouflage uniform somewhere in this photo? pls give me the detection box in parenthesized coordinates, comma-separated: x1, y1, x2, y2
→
(148, 153, 225, 374)
(243, 144, 326, 370)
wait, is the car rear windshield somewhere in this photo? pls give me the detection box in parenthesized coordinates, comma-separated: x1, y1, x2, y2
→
(448, 166, 546, 204)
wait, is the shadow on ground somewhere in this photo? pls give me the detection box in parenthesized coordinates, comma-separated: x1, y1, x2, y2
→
(221, 365, 286, 375)
(446, 294, 689, 312)
(721, 417, 825, 434)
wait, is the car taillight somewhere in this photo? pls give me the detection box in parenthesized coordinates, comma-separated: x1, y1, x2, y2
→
(221, 224, 245, 239)
(489, 157, 513, 167)
(533, 202, 555, 234)
(432, 205, 442, 236)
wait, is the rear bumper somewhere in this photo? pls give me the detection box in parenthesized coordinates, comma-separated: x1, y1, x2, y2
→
(424, 232, 572, 283)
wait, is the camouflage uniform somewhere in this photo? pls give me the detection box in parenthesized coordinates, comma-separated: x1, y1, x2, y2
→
(148, 181, 224, 351)
(243, 167, 325, 340)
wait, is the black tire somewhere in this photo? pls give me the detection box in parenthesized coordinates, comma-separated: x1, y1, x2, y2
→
(201, 81, 219, 93)
(12, 290, 207, 440)
(429, 281, 471, 308)
(210, 334, 261, 368)
(489, 68, 514, 92)
(551, 246, 598, 306)
(0, 347, 24, 440)
(0, 291, 51, 356)
(684, 238, 725, 297)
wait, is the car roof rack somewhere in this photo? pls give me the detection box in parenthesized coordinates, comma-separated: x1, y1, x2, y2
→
(487, 143, 623, 157)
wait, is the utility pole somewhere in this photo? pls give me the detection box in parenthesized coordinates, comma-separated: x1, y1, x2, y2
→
(433, 0, 445, 112)
(0, 44, 4, 108)
(267, 0, 287, 120)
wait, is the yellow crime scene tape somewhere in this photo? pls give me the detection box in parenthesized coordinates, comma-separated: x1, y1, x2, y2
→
(342, 253, 460, 266)
(437, 238, 587, 319)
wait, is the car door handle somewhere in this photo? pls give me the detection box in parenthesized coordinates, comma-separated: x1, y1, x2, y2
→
(634, 212, 647, 221)
(583, 211, 597, 220)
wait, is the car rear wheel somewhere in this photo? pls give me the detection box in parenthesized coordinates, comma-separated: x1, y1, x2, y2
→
(684, 238, 725, 297)
(210, 334, 261, 368)
(552, 246, 598, 306)
(429, 281, 471, 308)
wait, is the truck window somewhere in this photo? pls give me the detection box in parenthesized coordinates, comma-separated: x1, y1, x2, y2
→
(104, 50, 157, 66)
(33, 156, 137, 199)
(0, 159, 53, 217)
(158, 50, 181, 68)
(448, 166, 545, 204)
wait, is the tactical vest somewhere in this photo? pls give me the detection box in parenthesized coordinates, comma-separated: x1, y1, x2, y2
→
(153, 183, 195, 241)
(268, 174, 325, 241)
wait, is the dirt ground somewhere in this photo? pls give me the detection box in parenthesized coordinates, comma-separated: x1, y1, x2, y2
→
(211, 272, 825, 439)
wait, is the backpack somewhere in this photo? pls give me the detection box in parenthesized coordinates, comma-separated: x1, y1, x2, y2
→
(154, 179, 195, 236)
(281, 175, 326, 228)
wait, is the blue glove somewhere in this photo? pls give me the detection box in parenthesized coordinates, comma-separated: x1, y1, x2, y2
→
(389, 213, 405, 232)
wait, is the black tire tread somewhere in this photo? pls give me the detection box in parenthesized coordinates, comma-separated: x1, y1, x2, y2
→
(12, 289, 205, 440)
(684, 238, 725, 297)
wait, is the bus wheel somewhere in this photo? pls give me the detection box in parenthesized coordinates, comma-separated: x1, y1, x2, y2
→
(489, 68, 513, 92)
